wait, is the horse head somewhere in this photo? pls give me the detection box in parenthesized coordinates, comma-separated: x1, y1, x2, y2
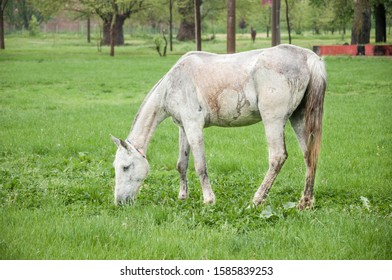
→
(111, 136, 149, 205)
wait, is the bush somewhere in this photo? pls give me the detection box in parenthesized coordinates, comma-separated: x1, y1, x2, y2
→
(29, 15, 40, 36)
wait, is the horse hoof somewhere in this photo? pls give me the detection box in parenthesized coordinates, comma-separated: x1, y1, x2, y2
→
(203, 195, 216, 205)
(178, 192, 189, 200)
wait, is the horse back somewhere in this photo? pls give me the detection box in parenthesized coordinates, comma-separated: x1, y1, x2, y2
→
(165, 45, 313, 127)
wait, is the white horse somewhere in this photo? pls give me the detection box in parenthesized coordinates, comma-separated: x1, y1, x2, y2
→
(111, 44, 326, 209)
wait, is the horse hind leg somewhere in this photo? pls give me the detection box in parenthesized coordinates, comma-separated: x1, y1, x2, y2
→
(290, 108, 315, 209)
(177, 127, 190, 200)
(253, 121, 288, 206)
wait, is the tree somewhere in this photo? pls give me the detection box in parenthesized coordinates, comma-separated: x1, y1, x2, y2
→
(176, 0, 226, 42)
(286, 0, 307, 35)
(176, 0, 194, 41)
(82, 0, 144, 46)
(271, 0, 280, 46)
(374, 0, 387, 42)
(64, 0, 96, 43)
(202, 0, 225, 36)
(351, 0, 371, 44)
(5, 0, 35, 30)
(0, 0, 8, 49)
(227, 0, 235, 53)
(260, 1, 271, 37)
(284, 0, 291, 44)
(308, 0, 334, 35)
(6, 0, 67, 32)
(195, 0, 201, 50)
(331, 0, 353, 37)
(169, 0, 173, 51)
(29, 0, 63, 21)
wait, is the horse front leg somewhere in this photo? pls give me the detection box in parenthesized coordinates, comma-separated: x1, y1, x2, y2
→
(183, 124, 215, 204)
(177, 127, 190, 200)
(253, 121, 287, 206)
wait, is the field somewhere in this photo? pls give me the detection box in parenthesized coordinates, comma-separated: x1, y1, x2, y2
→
(0, 34, 391, 260)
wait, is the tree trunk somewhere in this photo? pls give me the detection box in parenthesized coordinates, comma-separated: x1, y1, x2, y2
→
(169, 0, 173, 51)
(87, 15, 91, 43)
(0, 0, 7, 50)
(227, 0, 236, 54)
(110, 13, 116, 56)
(194, 0, 201, 51)
(177, 0, 195, 41)
(375, 3, 386, 43)
(0, 7, 4, 49)
(177, 20, 195, 41)
(351, 0, 371, 45)
(102, 15, 126, 46)
(285, 0, 291, 44)
(272, 0, 281, 46)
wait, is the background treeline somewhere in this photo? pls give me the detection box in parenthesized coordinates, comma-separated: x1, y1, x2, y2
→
(1, 0, 392, 46)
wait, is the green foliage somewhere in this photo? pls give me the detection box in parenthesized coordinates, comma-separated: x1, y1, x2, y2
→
(28, 14, 39, 36)
(28, 0, 64, 21)
(176, 0, 194, 20)
(0, 35, 391, 260)
(3, 0, 381, 40)
(154, 32, 167, 56)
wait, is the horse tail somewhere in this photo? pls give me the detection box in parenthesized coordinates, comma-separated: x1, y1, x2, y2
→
(304, 54, 327, 172)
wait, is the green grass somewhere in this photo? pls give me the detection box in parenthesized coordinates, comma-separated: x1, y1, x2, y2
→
(0, 34, 391, 260)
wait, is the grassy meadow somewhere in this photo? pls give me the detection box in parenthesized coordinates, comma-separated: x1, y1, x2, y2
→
(0, 33, 391, 260)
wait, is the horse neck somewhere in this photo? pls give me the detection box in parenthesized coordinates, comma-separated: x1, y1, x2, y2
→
(127, 80, 167, 154)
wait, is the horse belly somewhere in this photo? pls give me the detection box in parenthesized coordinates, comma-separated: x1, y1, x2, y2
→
(205, 88, 261, 127)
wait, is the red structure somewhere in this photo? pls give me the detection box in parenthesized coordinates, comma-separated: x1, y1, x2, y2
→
(313, 44, 392, 56)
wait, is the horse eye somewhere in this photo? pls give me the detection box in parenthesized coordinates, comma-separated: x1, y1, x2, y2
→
(123, 165, 130, 172)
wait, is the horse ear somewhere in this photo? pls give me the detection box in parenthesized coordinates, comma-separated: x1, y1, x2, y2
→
(111, 135, 121, 147)
(119, 139, 130, 150)
(111, 136, 131, 151)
